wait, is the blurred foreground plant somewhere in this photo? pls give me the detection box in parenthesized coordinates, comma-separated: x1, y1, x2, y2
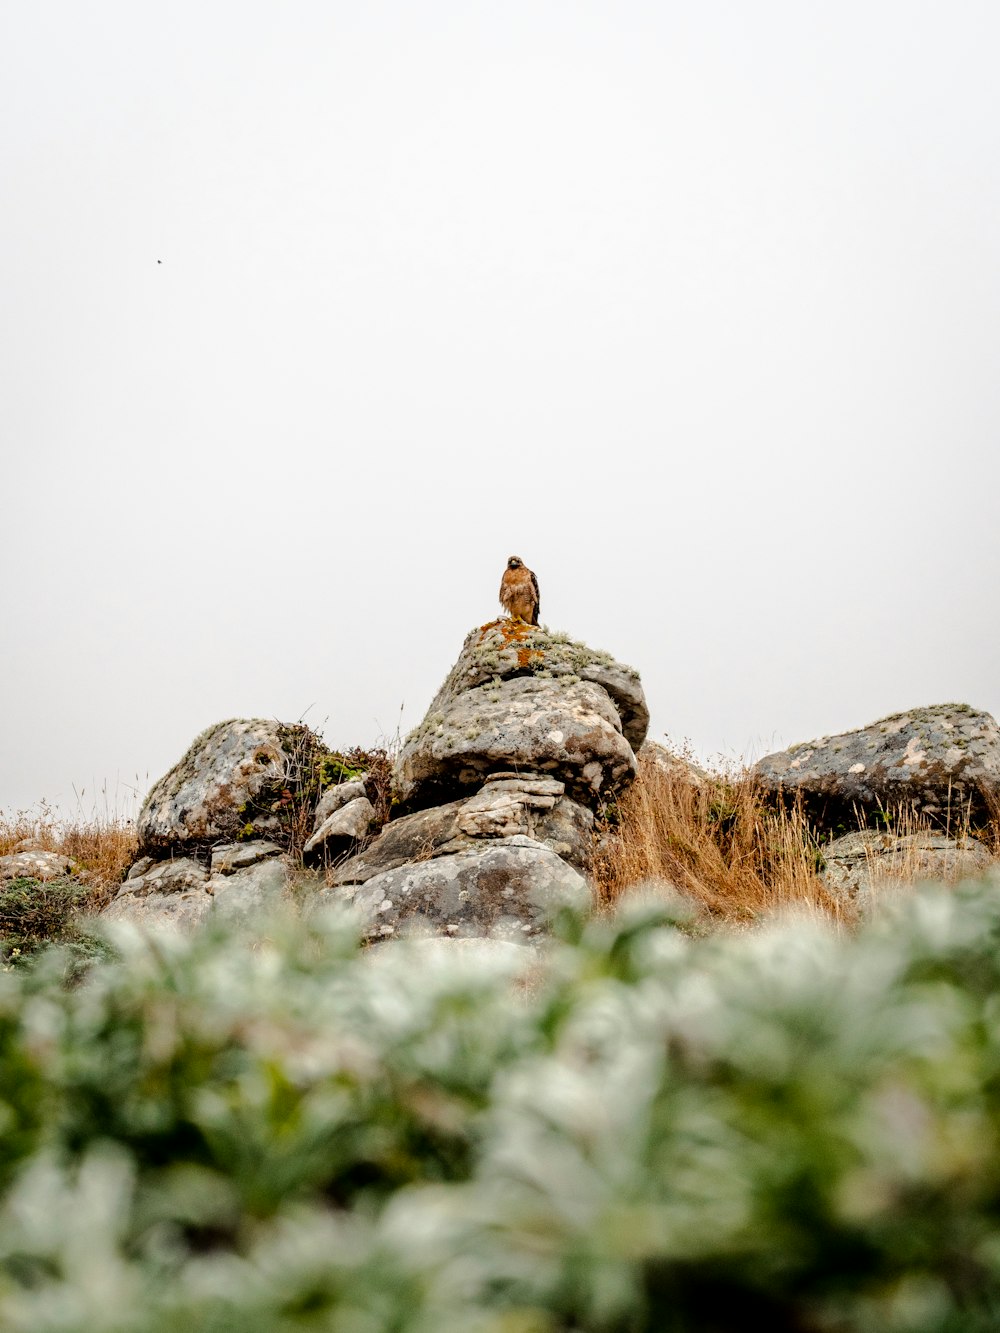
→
(3, 877, 1000, 1329)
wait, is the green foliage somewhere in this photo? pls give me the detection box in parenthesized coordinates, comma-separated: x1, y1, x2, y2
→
(5, 879, 1000, 1327)
(0, 877, 95, 967)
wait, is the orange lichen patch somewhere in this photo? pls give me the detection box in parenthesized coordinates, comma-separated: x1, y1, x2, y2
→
(478, 617, 542, 647)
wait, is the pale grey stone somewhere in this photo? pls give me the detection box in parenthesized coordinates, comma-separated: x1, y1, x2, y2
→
(211, 841, 283, 875)
(112, 858, 209, 899)
(323, 838, 591, 943)
(137, 718, 326, 854)
(303, 797, 374, 856)
(102, 890, 213, 931)
(312, 779, 368, 829)
(103, 857, 212, 932)
(127, 857, 155, 880)
(332, 780, 594, 883)
(755, 704, 1000, 831)
(0, 850, 75, 881)
(821, 831, 994, 902)
(395, 622, 647, 810)
(208, 856, 293, 925)
(397, 673, 636, 808)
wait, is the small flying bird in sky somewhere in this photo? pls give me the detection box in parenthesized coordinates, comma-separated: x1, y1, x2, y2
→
(499, 555, 540, 626)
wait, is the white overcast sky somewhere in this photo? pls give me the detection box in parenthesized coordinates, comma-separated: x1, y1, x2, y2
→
(3, 1, 998, 817)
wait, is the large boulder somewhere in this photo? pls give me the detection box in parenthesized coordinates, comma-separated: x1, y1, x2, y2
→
(820, 831, 994, 904)
(754, 704, 1000, 833)
(317, 838, 590, 943)
(395, 620, 648, 809)
(137, 719, 330, 855)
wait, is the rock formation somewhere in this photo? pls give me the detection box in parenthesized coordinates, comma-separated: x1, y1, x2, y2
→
(754, 704, 1000, 834)
(105, 622, 648, 942)
(328, 620, 648, 943)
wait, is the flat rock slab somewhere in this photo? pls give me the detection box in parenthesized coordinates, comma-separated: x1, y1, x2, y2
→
(103, 844, 293, 931)
(821, 831, 994, 902)
(0, 850, 76, 881)
(137, 718, 327, 855)
(320, 838, 591, 943)
(332, 776, 594, 882)
(754, 704, 1000, 832)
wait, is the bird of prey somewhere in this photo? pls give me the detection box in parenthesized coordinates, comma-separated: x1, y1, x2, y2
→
(499, 555, 540, 626)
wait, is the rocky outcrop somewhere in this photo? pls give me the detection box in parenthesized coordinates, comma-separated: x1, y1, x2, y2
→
(316, 624, 647, 943)
(754, 705, 1000, 833)
(106, 625, 647, 942)
(104, 840, 295, 932)
(137, 719, 331, 855)
(316, 840, 589, 944)
(330, 774, 594, 885)
(395, 620, 647, 809)
(820, 831, 994, 904)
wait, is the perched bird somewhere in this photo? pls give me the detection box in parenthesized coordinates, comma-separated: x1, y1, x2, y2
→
(499, 555, 540, 626)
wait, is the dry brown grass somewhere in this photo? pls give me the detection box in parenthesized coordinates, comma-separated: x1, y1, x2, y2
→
(0, 805, 136, 909)
(593, 749, 852, 928)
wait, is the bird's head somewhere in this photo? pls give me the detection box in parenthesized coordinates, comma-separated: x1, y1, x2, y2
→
(506, 556, 523, 569)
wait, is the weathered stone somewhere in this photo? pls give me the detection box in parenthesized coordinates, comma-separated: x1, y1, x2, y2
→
(303, 797, 374, 857)
(103, 889, 213, 931)
(312, 779, 368, 829)
(754, 704, 1000, 832)
(395, 621, 646, 811)
(640, 740, 711, 788)
(208, 856, 293, 925)
(0, 850, 76, 882)
(127, 857, 155, 880)
(820, 831, 994, 903)
(332, 777, 594, 883)
(103, 857, 212, 932)
(137, 718, 328, 855)
(319, 838, 590, 943)
(112, 857, 209, 899)
(210, 841, 283, 875)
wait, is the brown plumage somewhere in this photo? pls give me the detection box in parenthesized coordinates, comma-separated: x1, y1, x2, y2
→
(499, 555, 540, 625)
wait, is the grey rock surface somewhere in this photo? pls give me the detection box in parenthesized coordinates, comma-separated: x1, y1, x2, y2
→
(208, 855, 293, 925)
(754, 704, 1000, 831)
(137, 718, 325, 855)
(319, 838, 590, 943)
(331, 775, 594, 882)
(0, 850, 76, 881)
(103, 889, 214, 931)
(210, 841, 283, 875)
(396, 620, 645, 810)
(821, 831, 995, 903)
(104, 847, 296, 931)
(312, 779, 369, 829)
(104, 857, 213, 931)
(304, 796, 374, 857)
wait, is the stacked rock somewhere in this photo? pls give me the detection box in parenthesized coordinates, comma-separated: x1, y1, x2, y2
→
(320, 619, 648, 943)
(105, 719, 336, 930)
